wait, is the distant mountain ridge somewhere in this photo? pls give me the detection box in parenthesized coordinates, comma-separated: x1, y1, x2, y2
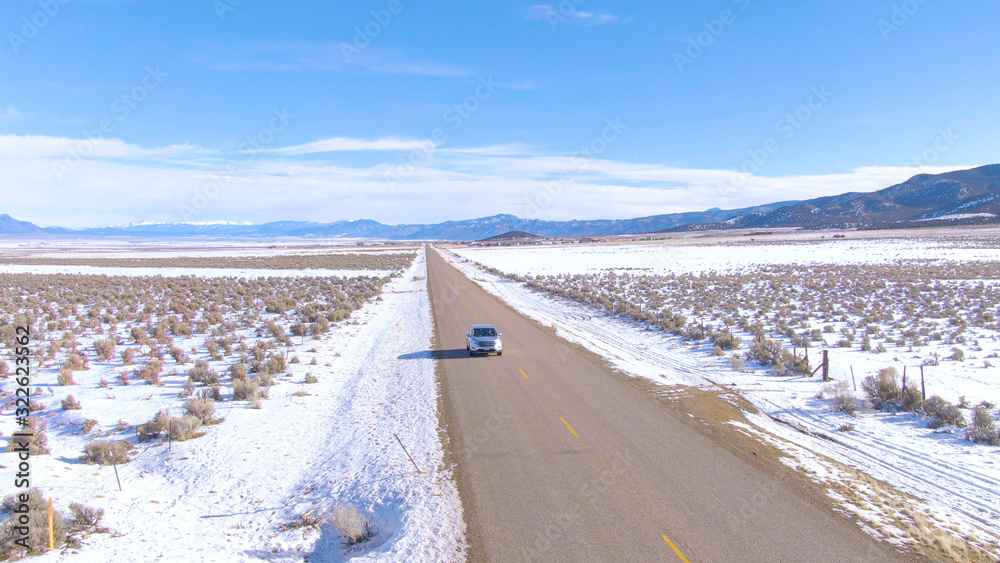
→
(3, 165, 998, 240)
(669, 164, 1000, 231)
(0, 202, 791, 241)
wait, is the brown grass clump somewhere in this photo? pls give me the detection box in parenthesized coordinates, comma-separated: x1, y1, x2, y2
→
(823, 380, 857, 416)
(62, 352, 89, 371)
(136, 410, 170, 442)
(183, 398, 218, 424)
(84, 439, 133, 465)
(187, 360, 218, 386)
(121, 347, 136, 365)
(862, 367, 901, 407)
(5, 417, 50, 455)
(329, 504, 377, 546)
(924, 396, 966, 428)
(232, 378, 261, 402)
(140, 359, 165, 385)
(169, 416, 204, 441)
(93, 338, 116, 361)
(57, 367, 76, 386)
(966, 406, 1000, 445)
(61, 394, 82, 410)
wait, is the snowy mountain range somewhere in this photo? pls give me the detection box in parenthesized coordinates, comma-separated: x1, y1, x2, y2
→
(671, 164, 1000, 231)
(3, 165, 998, 240)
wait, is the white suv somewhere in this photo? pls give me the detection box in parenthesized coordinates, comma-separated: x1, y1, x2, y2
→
(467, 324, 503, 356)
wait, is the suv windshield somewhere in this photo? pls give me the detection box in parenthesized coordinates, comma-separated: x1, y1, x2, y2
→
(472, 328, 497, 337)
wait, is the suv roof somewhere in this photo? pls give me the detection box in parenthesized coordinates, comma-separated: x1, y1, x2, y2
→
(471, 324, 496, 329)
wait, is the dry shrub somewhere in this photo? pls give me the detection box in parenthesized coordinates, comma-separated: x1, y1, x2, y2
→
(0, 489, 67, 559)
(0, 360, 9, 377)
(304, 373, 318, 384)
(57, 367, 76, 386)
(120, 347, 136, 365)
(6, 417, 49, 455)
(329, 504, 377, 546)
(93, 339, 116, 362)
(924, 396, 966, 428)
(824, 380, 857, 416)
(257, 371, 275, 388)
(169, 346, 190, 364)
(711, 331, 742, 351)
(728, 354, 746, 371)
(900, 385, 924, 413)
(62, 353, 88, 371)
(184, 398, 217, 424)
(198, 385, 223, 402)
(261, 353, 286, 376)
(84, 439, 133, 465)
(67, 502, 106, 534)
(140, 359, 164, 385)
(187, 360, 218, 386)
(61, 394, 82, 410)
(966, 406, 999, 445)
(228, 363, 248, 381)
(861, 367, 901, 408)
(170, 415, 204, 441)
(136, 410, 170, 442)
(233, 378, 261, 402)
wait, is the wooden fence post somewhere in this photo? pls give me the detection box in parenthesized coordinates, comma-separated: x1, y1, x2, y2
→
(920, 365, 926, 401)
(113, 460, 122, 492)
(850, 366, 857, 391)
(822, 350, 830, 382)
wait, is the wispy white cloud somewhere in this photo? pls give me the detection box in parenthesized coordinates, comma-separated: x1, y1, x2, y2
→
(0, 131, 973, 228)
(522, 5, 626, 26)
(195, 42, 474, 77)
(0, 105, 27, 121)
(262, 136, 437, 155)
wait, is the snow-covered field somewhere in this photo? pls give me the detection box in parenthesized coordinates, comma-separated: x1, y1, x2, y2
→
(445, 235, 1000, 558)
(458, 234, 1000, 276)
(0, 265, 391, 278)
(0, 248, 465, 561)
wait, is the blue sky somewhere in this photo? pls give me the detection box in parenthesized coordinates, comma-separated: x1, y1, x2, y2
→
(1, 0, 997, 228)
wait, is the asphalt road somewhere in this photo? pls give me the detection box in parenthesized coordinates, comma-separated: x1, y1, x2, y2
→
(426, 246, 910, 562)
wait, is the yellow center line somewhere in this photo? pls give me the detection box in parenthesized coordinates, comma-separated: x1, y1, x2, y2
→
(661, 534, 690, 563)
(559, 417, 580, 438)
(519, 368, 528, 379)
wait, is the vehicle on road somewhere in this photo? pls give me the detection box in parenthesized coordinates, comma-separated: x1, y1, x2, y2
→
(467, 324, 503, 356)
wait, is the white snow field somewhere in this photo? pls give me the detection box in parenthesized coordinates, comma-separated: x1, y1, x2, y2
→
(0, 248, 465, 562)
(445, 234, 1000, 557)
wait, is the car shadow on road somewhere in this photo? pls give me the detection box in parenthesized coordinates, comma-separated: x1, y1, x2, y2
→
(398, 349, 475, 360)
